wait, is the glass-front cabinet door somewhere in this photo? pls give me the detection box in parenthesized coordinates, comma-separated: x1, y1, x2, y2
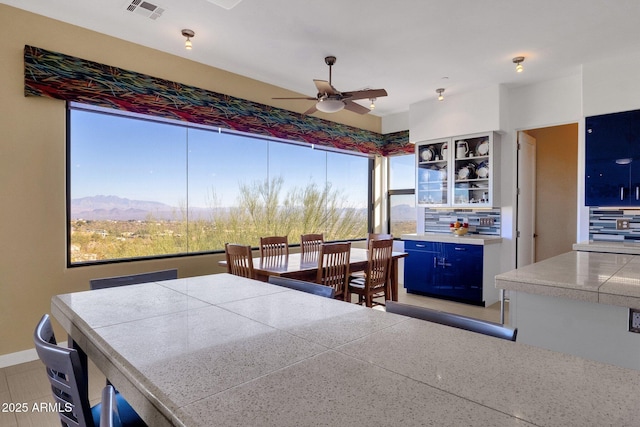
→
(416, 132, 499, 208)
(452, 132, 499, 208)
(416, 138, 450, 206)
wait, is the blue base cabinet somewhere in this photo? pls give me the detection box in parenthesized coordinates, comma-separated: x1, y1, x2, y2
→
(404, 240, 484, 305)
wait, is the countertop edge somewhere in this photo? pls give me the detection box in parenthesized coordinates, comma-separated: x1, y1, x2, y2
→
(401, 233, 502, 245)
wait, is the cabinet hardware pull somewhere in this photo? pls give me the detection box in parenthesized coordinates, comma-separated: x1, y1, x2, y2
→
(636, 186, 639, 200)
(621, 186, 625, 201)
(416, 244, 426, 248)
(454, 247, 466, 251)
(433, 256, 437, 268)
(442, 257, 446, 269)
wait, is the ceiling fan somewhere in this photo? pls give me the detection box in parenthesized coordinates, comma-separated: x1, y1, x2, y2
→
(273, 56, 388, 115)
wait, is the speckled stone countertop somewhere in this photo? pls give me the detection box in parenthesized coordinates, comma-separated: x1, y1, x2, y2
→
(573, 240, 640, 255)
(52, 273, 640, 426)
(496, 251, 640, 310)
(402, 233, 502, 245)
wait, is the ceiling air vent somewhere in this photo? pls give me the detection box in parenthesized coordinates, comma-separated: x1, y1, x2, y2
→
(126, 0, 165, 20)
(207, 0, 243, 10)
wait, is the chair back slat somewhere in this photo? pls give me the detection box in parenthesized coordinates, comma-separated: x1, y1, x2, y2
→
(317, 242, 351, 300)
(259, 236, 289, 258)
(225, 243, 255, 279)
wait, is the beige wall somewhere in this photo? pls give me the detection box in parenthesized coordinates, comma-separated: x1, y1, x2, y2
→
(0, 5, 381, 357)
(527, 124, 578, 262)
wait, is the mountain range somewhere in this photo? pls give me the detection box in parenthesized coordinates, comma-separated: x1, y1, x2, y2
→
(70, 195, 415, 221)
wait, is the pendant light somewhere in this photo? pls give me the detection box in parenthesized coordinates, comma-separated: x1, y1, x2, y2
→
(512, 56, 525, 73)
(182, 29, 195, 50)
(436, 88, 445, 101)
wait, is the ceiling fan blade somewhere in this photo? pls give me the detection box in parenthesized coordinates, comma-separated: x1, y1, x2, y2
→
(313, 80, 338, 96)
(272, 97, 317, 100)
(341, 88, 388, 101)
(303, 104, 318, 115)
(344, 100, 371, 114)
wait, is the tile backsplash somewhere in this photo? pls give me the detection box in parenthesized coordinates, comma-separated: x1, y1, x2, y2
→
(589, 208, 640, 242)
(423, 208, 501, 235)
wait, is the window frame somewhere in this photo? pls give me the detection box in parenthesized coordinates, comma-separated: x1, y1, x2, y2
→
(386, 153, 416, 237)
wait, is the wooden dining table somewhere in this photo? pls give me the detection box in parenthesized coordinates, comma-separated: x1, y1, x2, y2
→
(51, 273, 640, 427)
(219, 247, 408, 301)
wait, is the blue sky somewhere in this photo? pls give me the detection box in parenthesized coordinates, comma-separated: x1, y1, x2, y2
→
(70, 108, 369, 209)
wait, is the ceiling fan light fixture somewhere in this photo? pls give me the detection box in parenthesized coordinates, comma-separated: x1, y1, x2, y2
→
(316, 98, 345, 113)
(182, 29, 195, 50)
(436, 88, 445, 101)
(513, 56, 525, 73)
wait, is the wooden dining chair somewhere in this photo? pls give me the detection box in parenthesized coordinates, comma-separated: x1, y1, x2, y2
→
(225, 243, 255, 279)
(33, 314, 147, 427)
(300, 233, 324, 264)
(259, 236, 289, 258)
(347, 238, 393, 307)
(385, 301, 518, 341)
(351, 233, 393, 280)
(300, 233, 324, 254)
(316, 242, 351, 300)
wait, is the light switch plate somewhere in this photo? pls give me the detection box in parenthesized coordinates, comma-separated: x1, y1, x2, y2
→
(629, 309, 640, 333)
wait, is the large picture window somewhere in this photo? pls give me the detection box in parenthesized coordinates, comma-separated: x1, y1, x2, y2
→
(68, 105, 370, 264)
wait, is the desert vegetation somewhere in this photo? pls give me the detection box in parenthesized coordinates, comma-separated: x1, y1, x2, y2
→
(70, 177, 367, 263)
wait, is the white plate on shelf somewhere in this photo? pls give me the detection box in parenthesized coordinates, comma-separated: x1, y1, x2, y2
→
(477, 140, 490, 156)
(421, 148, 434, 161)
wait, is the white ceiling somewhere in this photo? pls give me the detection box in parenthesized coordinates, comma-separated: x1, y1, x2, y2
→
(5, 0, 640, 117)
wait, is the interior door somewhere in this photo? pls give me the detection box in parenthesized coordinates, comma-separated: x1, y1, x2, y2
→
(517, 131, 537, 267)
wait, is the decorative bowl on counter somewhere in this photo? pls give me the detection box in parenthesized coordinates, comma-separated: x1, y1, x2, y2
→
(452, 227, 469, 236)
(449, 221, 469, 236)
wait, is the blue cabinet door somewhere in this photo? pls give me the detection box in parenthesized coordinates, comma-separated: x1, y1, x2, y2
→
(439, 244, 483, 302)
(586, 110, 640, 206)
(404, 241, 439, 293)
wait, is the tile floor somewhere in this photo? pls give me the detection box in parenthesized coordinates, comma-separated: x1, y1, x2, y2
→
(0, 289, 506, 427)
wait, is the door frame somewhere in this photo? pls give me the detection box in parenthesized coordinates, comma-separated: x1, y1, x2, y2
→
(514, 122, 580, 268)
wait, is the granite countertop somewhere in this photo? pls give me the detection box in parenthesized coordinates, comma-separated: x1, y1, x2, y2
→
(402, 233, 502, 245)
(52, 273, 640, 426)
(573, 240, 640, 255)
(495, 251, 640, 310)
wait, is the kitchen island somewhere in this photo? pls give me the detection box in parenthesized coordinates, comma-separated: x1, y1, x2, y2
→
(496, 250, 640, 370)
(52, 273, 640, 426)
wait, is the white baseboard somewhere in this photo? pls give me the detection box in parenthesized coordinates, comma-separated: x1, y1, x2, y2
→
(0, 341, 67, 368)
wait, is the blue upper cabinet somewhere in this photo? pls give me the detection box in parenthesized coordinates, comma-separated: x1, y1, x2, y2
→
(586, 109, 640, 206)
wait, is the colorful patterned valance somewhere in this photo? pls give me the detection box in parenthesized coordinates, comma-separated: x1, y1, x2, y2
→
(24, 46, 411, 156)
